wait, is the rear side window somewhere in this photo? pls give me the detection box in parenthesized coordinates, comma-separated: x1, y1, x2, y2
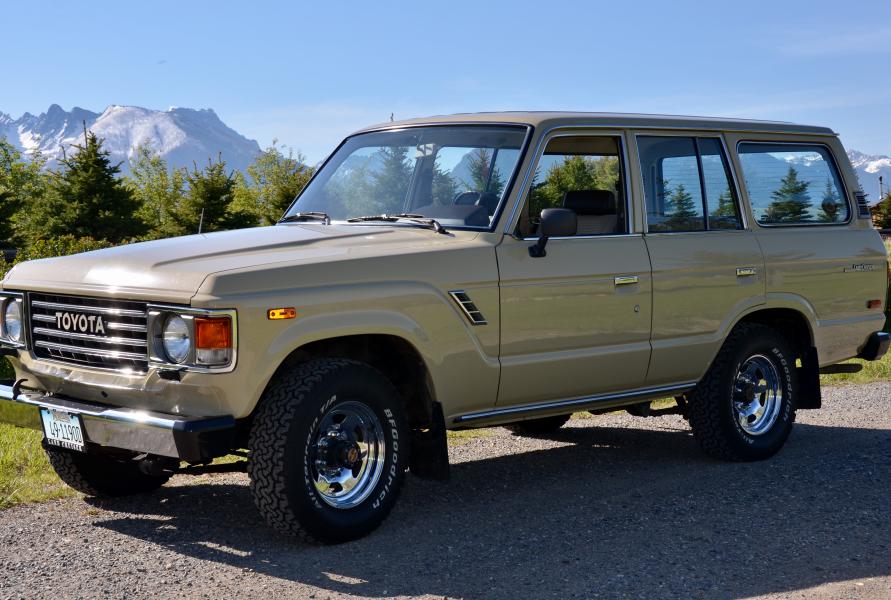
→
(737, 143, 849, 225)
(638, 136, 742, 232)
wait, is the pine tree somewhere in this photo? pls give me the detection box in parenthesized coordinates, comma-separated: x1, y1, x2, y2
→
(0, 138, 47, 247)
(764, 166, 812, 223)
(22, 130, 145, 244)
(872, 192, 891, 229)
(817, 180, 842, 222)
(173, 156, 253, 234)
(711, 191, 736, 218)
(127, 143, 187, 239)
(466, 148, 505, 197)
(431, 158, 458, 205)
(231, 141, 315, 226)
(370, 146, 411, 214)
(665, 183, 700, 229)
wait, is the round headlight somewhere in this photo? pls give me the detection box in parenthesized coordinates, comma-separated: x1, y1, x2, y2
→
(162, 315, 191, 364)
(3, 300, 22, 343)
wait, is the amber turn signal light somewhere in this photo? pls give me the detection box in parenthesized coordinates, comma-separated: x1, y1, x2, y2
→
(195, 317, 233, 349)
(268, 307, 297, 320)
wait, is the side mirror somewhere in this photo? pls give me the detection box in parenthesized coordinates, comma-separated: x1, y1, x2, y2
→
(529, 208, 577, 257)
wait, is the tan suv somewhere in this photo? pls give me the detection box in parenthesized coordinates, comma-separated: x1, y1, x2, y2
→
(1, 113, 888, 543)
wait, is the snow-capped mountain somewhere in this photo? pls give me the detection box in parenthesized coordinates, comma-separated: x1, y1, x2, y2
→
(0, 104, 261, 174)
(847, 150, 891, 203)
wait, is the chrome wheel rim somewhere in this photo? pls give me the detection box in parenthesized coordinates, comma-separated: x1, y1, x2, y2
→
(732, 354, 783, 436)
(310, 400, 386, 509)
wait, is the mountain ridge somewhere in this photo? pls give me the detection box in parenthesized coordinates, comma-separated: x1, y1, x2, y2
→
(0, 104, 260, 174)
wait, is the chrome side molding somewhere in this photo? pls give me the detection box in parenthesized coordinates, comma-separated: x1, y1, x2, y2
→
(453, 381, 697, 424)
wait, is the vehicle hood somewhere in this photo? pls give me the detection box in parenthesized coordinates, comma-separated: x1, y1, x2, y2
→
(1, 224, 476, 303)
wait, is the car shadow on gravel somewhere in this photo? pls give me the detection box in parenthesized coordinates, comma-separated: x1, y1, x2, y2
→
(87, 421, 891, 599)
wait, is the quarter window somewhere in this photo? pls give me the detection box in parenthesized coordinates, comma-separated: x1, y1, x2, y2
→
(737, 143, 849, 225)
(638, 136, 742, 232)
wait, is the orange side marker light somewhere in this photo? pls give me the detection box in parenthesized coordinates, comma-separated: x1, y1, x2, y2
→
(268, 307, 297, 320)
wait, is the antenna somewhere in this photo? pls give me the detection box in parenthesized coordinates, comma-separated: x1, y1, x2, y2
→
(390, 113, 394, 122)
(198, 208, 205, 234)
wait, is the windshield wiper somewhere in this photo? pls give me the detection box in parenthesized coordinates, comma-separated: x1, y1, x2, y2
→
(279, 212, 331, 225)
(346, 214, 448, 234)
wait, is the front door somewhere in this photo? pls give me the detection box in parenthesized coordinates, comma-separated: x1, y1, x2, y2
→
(496, 132, 653, 406)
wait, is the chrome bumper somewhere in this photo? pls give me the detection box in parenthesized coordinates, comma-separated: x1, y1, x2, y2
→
(0, 383, 235, 462)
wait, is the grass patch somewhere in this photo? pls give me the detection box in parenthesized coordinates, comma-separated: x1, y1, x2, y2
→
(0, 424, 74, 509)
(446, 428, 499, 445)
(820, 351, 891, 385)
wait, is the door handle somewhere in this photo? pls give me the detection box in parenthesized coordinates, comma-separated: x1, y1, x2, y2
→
(736, 267, 757, 277)
(614, 275, 639, 286)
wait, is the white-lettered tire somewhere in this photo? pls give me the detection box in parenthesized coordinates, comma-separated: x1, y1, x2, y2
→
(45, 446, 170, 497)
(247, 358, 409, 544)
(687, 323, 797, 461)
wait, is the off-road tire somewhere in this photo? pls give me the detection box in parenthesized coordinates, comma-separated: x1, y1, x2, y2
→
(248, 358, 409, 544)
(45, 446, 171, 497)
(687, 323, 797, 461)
(506, 414, 571, 435)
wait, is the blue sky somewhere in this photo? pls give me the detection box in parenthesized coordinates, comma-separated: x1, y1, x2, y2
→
(5, 0, 891, 161)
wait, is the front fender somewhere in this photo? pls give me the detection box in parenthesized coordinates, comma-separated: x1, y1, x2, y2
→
(224, 282, 501, 420)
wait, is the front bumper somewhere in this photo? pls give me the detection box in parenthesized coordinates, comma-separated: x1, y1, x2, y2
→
(0, 383, 235, 462)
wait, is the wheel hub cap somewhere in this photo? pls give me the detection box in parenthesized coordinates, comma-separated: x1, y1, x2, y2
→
(732, 355, 783, 436)
(310, 400, 386, 509)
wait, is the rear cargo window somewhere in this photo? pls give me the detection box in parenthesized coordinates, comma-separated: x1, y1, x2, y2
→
(737, 143, 849, 225)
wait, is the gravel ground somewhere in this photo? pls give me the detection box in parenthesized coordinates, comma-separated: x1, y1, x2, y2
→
(2, 383, 890, 600)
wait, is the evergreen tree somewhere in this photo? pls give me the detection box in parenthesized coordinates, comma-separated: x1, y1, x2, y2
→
(764, 166, 812, 223)
(466, 148, 505, 196)
(711, 191, 736, 218)
(127, 143, 187, 239)
(817, 180, 842, 222)
(173, 156, 253, 234)
(529, 155, 621, 218)
(231, 141, 315, 226)
(665, 183, 700, 229)
(431, 158, 458, 205)
(22, 130, 145, 244)
(871, 192, 891, 229)
(370, 146, 411, 214)
(0, 138, 47, 247)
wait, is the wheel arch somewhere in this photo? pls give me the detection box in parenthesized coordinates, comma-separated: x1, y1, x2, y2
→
(257, 333, 437, 430)
(726, 304, 821, 409)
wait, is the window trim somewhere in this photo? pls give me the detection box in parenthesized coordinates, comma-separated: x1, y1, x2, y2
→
(735, 140, 853, 228)
(513, 129, 634, 241)
(635, 132, 746, 235)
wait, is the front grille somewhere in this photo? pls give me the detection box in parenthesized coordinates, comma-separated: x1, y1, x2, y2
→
(29, 293, 149, 372)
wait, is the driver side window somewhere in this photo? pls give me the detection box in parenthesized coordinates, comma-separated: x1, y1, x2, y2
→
(518, 135, 627, 238)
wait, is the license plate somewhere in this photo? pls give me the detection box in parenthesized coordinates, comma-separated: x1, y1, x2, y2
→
(40, 408, 86, 452)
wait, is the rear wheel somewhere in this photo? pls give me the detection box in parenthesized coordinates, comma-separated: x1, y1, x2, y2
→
(687, 323, 797, 461)
(248, 359, 409, 544)
(45, 446, 170, 497)
(506, 414, 571, 436)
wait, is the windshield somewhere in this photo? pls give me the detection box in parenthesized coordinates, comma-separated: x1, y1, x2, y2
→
(284, 125, 528, 229)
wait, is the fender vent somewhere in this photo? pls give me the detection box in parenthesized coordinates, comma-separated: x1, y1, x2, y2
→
(855, 191, 871, 219)
(449, 291, 488, 325)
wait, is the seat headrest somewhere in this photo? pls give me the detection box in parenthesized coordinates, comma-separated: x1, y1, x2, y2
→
(562, 190, 617, 216)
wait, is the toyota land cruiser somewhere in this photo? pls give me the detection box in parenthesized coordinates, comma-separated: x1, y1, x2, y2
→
(1, 112, 888, 543)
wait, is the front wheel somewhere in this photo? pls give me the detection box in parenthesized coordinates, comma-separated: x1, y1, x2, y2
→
(248, 359, 409, 544)
(687, 323, 797, 461)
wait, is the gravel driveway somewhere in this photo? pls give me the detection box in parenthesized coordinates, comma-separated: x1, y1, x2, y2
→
(2, 383, 890, 600)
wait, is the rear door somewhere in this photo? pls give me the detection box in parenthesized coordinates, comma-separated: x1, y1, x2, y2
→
(632, 133, 766, 385)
